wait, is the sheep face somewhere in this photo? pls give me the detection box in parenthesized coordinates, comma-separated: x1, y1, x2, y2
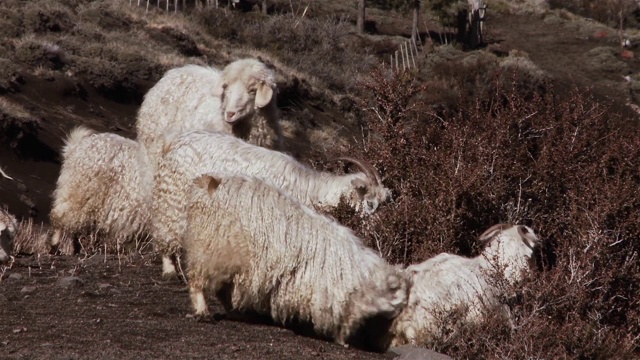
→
(376, 272, 412, 318)
(214, 59, 276, 125)
(0, 214, 17, 264)
(338, 157, 392, 215)
(351, 177, 392, 215)
(479, 224, 540, 282)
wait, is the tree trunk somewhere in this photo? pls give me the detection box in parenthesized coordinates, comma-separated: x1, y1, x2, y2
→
(262, 0, 268, 14)
(357, 0, 365, 33)
(412, 0, 420, 40)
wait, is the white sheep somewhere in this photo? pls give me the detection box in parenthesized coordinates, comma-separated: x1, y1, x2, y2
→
(391, 224, 540, 346)
(184, 174, 410, 351)
(136, 58, 282, 171)
(153, 129, 391, 276)
(49, 126, 153, 251)
(0, 208, 18, 264)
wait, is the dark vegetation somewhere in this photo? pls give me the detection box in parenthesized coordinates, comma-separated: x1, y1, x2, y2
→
(1, 0, 639, 358)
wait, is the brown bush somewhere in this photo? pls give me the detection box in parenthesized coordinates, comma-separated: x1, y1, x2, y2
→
(22, 3, 75, 34)
(0, 58, 24, 93)
(328, 66, 640, 358)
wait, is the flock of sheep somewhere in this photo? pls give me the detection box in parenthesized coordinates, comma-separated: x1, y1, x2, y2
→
(0, 57, 541, 351)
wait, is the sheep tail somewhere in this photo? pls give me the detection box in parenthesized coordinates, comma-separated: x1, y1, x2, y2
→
(62, 126, 96, 159)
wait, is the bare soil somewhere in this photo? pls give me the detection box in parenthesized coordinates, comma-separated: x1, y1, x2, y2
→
(1, 255, 395, 360)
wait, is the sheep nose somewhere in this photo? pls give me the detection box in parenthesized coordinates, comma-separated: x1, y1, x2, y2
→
(226, 112, 236, 120)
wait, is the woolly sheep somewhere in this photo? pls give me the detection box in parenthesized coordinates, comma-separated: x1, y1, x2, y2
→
(391, 224, 540, 346)
(184, 174, 410, 351)
(0, 208, 18, 264)
(153, 129, 391, 276)
(136, 58, 282, 171)
(49, 126, 153, 250)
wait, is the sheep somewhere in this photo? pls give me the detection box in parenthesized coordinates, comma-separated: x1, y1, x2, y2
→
(184, 173, 410, 351)
(0, 208, 18, 264)
(136, 58, 282, 172)
(391, 224, 540, 346)
(49, 126, 153, 251)
(153, 129, 391, 277)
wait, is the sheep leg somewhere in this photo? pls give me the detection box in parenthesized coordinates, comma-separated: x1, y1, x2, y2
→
(335, 328, 351, 348)
(161, 254, 177, 277)
(189, 277, 211, 321)
(49, 229, 62, 253)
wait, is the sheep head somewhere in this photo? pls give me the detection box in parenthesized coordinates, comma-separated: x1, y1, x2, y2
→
(479, 223, 539, 250)
(0, 212, 17, 264)
(213, 58, 276, 125)
(337, 157, 392, 215)
(478, 223, 540, 283)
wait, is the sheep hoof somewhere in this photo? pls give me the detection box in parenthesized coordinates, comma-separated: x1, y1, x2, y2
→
(161, 271, 179, 281)
(192, 312, 213, 323)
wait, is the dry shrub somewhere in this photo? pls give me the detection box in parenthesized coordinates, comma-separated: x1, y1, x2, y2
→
(12, 218, 50, 256)
(584, 46, 629, 74)
(76, 1, 141, 32)
(0, 8, 24, 39)
(72, 44, 163, 103)
(192, 10, 376, 93)
(0, 58, 24, 93)
(422, 47, 550, 114)
(0, 97, 41, 152)
(12, 37, 68, 71)
(550, 0, 640, 29)
(329, 66, 640, 358)
(22, 2, 75, 34)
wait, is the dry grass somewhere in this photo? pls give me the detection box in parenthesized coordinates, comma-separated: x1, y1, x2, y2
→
(11, 218, 50, 256)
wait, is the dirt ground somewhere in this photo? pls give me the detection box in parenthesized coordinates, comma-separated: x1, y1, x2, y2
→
(1, 254, 398, 360)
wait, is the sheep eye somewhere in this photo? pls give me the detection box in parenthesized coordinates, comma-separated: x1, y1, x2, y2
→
(249, 89, 257, 95)
(222, 83, 228, 90)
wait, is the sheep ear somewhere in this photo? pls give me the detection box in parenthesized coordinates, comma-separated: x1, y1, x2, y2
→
(193, 175, 221, 196)
(162, 141, 172, 156)
(479, 223, 508, 243)
(255, 82, 273, 108)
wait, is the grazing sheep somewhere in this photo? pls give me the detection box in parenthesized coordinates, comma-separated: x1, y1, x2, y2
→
(185, 174, 410, 351)
(391, 224, 540, 346)
(153, 129, 391, 276)
(49, 126, 153, 251)
(136, 58, 282, 171)
(0, 208, 18, 264)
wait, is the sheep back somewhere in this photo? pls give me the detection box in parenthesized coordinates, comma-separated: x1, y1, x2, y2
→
(184, 174, 409, 350)
(152, 130, 319, 253)
(51, 127, 153, 242)
(391, 224, 540, 346)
